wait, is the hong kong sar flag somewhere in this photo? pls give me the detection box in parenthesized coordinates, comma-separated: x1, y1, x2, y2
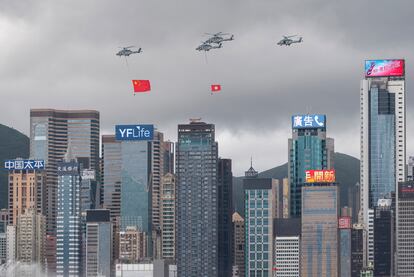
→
(211, 84, 221, 93)
(132, 80, 151, 93)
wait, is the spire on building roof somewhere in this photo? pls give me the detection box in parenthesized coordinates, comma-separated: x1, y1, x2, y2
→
(245, 157, 259, 178)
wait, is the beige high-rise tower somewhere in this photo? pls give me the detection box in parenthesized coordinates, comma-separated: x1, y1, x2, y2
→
(16, 209, 46, 264)
(8, 165, 45, 225)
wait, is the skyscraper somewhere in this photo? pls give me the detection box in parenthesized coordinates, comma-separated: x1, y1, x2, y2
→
(7, 161, 45, 225)
(56, 158, 82, 277)
(360, 59, 406, 226)
(407, 156, 414, 181)
(301, 184, 338, 277)
(338, 216, 352, 277)
(160, 173, 176, 261)
(373, 198, 394, 277)
(176, 120, 218, 277)
(351, 224, 364, 277)
(16, 209, 46, 265)
(289, 114, 334, 217)
(85, 209, 112, 277)
(244, 166, 278, 277)
(396, 181, 414, 276)
(274, 218, 301, 277)
(101, 130, 173, 237)
(218, 158, 233, 277)
(30, 109, 100, 235)
(232, 212, 244, 277)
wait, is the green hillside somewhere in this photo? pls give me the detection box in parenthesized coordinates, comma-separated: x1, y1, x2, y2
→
(233, 152, 360, 216)
(0, 124, 30, 209)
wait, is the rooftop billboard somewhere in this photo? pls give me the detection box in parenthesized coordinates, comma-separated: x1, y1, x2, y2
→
(115, 124, 154, 141)
(305, 169, 335, 183)
(365, 59, 405, 77)
(292, 114, 326, 129)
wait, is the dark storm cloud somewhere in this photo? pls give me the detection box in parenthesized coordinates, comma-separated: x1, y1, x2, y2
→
(1, 0, 413, 174)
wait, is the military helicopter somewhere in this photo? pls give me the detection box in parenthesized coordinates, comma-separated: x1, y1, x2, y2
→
(196, 42, 222, 52)
(204, 32, 234, 44)
(277, 35, 303, 46)
(116, 46, 142, 57)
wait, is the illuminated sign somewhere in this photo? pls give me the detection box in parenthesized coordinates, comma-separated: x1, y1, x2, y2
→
(81, 169, 95, 180)
(365, 59, 405, 77)
(115, 125, 154, 141)
(57, 161, 79, 176)
(292, 115, 326, 129)
(305, 170, 335, 183)
(4, 159, 45, 170)
(338, 216, 352, 229)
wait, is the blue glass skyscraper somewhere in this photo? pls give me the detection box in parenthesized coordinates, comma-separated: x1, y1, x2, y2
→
(288, 115, 334, 217)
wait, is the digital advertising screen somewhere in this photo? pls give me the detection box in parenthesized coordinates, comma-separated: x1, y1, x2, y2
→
(365, 59, 405, 77)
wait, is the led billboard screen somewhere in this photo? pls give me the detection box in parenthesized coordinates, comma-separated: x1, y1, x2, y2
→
(365, 59, 404, 77)
(292, 114, 326, 129)
(305, 169, 335, 183)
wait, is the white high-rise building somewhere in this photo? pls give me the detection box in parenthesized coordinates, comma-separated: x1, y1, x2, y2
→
(6, 225, 16, 263)
(360, 59, 406, 265)
(275, 236, 300, 277)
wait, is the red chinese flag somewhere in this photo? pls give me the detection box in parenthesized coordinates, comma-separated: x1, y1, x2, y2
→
(211, 84, 221, 92)
(132, 80, 151, 93)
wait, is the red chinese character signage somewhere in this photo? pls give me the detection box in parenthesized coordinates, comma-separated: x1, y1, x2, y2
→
(305, 170, 335, 183)
(338, 216, 351, 229)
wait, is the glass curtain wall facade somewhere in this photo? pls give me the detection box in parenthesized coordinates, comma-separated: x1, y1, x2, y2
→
(288, 126, 334, 217)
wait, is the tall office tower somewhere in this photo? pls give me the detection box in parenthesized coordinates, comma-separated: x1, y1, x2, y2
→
(101, 130, 173, 235)
(6, 225, 16, 263)
(56, 158, 82, 277)
(282, 178, 290, 218)
(351, 224, 364, 277)
(16, 209, 46, 264)
(366, 209, 374, 267)
(119, 226, 148, 262)
(360, 59, 406, 230)
(160, 173, 176, 261)
(218, 158, 233, 277)
(244, 167, 278, 277)
(85, 209, 112, 277)
(151, 133, 174, 259)
(30, 109, 100, 236)
(101, 135, 122, 221)
(232, 212, 244, 277)
(373, 199, 394, 277)
(348, 183, 361, 223)
(176, 120, 218, 277)
(289, 114, 334, 217)
(407, 157, 414, 181)
(396, 181, 414, 276)
(338, 216, 352, 277)
(274, 218, 301, 277)
(7, 162, 45, 225)
(301, 184, 338, 277)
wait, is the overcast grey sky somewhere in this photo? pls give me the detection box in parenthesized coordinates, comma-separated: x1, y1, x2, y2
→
(1, 0, 413, 175)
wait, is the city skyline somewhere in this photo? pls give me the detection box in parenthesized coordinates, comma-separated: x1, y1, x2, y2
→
(1, 1, 414, 175)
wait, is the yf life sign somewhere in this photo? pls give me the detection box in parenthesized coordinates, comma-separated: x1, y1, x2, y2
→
(115, 124, 154, 141)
